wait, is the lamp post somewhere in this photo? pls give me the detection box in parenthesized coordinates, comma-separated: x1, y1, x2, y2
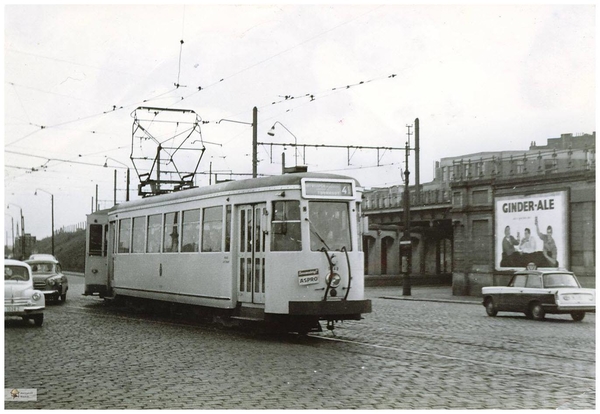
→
(402, 125, 413, 296)
(35, 188, 55, 256)
(5, 213, 15, 258)
(104, 157, 130, 202)
(217, 107, 257, 178)
(268, 121, 299, 167)
(7, 203, 25, 259)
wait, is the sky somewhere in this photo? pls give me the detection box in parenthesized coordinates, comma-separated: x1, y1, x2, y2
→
(3, 3, 596, 241)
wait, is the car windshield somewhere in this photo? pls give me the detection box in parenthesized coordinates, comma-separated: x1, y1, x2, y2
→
(5, 265, 30, 281)
(543, 273, 580, 288)
(308, 201, 351, 251)
(29, 263, 56, 274)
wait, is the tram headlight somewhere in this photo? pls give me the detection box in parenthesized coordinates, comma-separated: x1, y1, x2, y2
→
(326, 272, 341, 288)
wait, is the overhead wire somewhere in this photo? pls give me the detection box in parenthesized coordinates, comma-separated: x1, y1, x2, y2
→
(6, 5, 390, 180)
(6, 5, 381, 148)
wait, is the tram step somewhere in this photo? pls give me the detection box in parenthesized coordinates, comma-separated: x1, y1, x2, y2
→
(230, 316, 264, 322)
(239, 305, 265, 319)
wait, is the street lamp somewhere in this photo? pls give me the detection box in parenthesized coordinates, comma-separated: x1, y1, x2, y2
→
(216, 107, 258, 178)
(35, 188, 55, 256)
(7, 203, 25, 259)
(4, 213, 15, 258)
(268, 122, 299, 167)
(401, 124, 413, 296)
(104, 157, 131, 202)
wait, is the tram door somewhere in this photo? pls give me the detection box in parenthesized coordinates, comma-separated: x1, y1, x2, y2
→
(237, 204, 267, 304)
(107, 220, 116, 293)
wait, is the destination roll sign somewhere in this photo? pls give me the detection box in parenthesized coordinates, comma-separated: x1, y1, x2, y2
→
(301, 179, 354, 199)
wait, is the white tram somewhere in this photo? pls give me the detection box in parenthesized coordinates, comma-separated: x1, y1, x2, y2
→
(84, 172, 371, 332)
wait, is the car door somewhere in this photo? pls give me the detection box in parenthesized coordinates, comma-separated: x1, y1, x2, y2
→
(502, 274, 527, 311)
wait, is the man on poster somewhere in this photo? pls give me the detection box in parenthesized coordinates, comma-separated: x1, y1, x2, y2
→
(500, 226, 520, 267)
(535, 216, 558, 267)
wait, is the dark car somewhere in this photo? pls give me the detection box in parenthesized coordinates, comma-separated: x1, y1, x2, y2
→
(25, 258, 69, 303)
(482, 264, 595, 321)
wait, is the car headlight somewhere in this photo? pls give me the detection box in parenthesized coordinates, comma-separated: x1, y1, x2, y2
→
(32, 292, 42, 301)
(47, 279, 56, 286)
(326, 272, 341, 288)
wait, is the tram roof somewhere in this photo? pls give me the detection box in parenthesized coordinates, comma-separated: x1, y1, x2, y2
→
(110, 172, 360, 211)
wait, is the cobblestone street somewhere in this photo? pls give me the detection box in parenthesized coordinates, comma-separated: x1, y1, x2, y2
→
(5, 276, 595, 409)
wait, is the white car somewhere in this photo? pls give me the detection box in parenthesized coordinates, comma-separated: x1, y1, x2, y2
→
(28, 254, 58, 261)
(482, 264, 595, 321)
(5, 259, 45, 326)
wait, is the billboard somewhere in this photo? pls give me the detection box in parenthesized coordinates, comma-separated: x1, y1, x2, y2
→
(495, 190, 568, 270)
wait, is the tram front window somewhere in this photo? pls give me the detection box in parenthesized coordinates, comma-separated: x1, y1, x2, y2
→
(271, 200, 301, 251)
(309, 202, 351, 251)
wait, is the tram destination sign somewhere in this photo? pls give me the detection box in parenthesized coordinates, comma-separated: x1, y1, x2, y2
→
(301, 178, 355, 199)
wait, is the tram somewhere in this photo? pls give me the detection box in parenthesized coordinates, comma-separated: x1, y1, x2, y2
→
(84, 172, 371, 332)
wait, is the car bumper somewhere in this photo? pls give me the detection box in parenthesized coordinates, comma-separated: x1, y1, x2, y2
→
(543, 304, 595, 313)
(37, 289, 60, 296)
(4, 305, 44, 317)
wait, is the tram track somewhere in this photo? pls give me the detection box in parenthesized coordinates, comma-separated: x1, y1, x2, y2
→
(308, 334, 596, 383)
(63, 302, 595, 383)
(329, 320, 596, 363)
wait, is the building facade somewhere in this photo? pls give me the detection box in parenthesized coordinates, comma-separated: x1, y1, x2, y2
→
(363, 132, 595, 293)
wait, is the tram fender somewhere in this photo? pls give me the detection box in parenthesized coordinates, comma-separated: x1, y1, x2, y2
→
(288, 300, 372, 316)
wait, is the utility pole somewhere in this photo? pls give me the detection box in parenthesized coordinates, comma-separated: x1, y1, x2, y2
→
(126, 168, 130, 201)
(51, 193, 54, 256)
(11, 217, 14, 258)
(252, 106, 258, 178)
(402, 124, 413, 296)
(415, 118, 420, 204)
(113, 169, 117, 206)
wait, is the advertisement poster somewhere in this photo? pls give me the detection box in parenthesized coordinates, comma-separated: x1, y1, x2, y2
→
(495, 190, 568, 270)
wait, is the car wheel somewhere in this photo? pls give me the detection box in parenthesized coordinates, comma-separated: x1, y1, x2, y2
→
(485, 299, 498, 317)
(571, 311, 585, 322)
(33, 314, 44, 327)
(530, 303, 545, 321)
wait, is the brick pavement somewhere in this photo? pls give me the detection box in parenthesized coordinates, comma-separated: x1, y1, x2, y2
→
(4, 276, 594, 409)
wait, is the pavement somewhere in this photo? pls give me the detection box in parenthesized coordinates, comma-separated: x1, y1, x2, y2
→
(365, 285, 482, 305)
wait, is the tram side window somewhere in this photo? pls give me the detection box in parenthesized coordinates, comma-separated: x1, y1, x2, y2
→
(89, 224, 103, 256)
(131, 216, 146, 253)
(118, 219, 131, 254)
(146, 214, 162, 253)
(202, 206, 223, 252)
(163, 212, 180, 253)
(225, 205, 232, 252)
(271, 200, 301, 251)
(182, 209, 200, 252)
